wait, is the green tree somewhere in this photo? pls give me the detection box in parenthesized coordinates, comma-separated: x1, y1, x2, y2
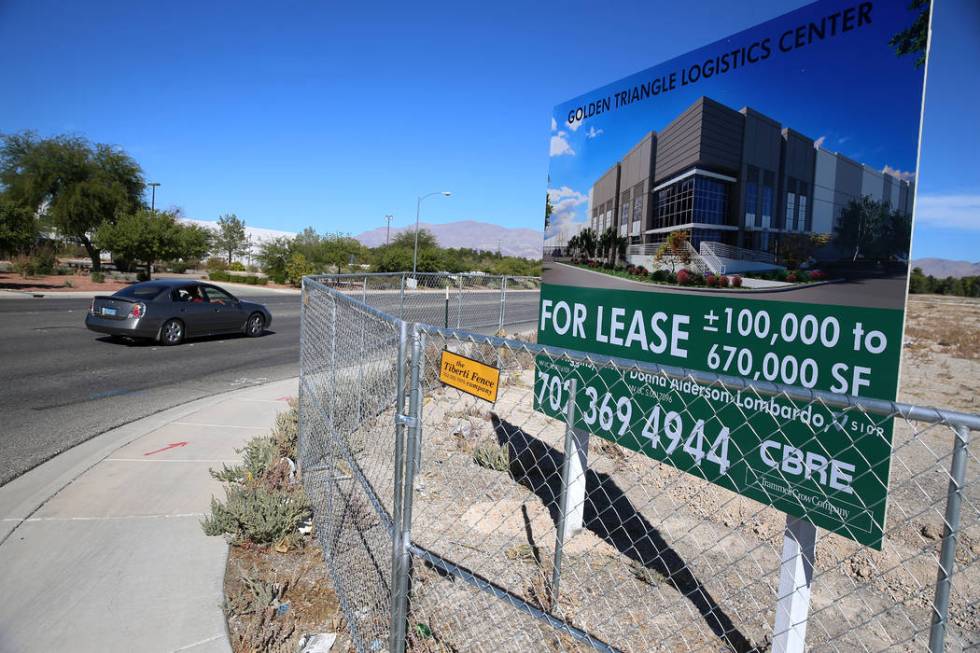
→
(284, 252, 315, 286)
(0, 132, 144, 272)
(576, 228, 597, 259)
(215, 213, 249, 264)
(908, 267, 928, 294)
(0, 198, 37, 255)
(891, 0, 930, 68)
(655, 230, 692, 273)
(95, 209, 211, 279)
(372, 229, 444, 273)
(834, 198, 910, 262)
(257, 236, 294, 284)
(544, 193, 554, 230)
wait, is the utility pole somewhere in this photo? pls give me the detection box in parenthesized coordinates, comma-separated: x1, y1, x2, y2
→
(385, 214, 393, 246)
(148, 182, 161, 212)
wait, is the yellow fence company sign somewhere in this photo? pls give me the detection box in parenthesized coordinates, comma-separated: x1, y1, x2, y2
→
(439, 350, 500, 403)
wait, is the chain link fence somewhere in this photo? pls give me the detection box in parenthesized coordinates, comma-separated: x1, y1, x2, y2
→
(300, 274, 979, 652)
(311, 273, 541, 334)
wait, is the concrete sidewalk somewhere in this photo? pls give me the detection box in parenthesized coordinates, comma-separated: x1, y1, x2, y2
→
(0, 377, 299, 652)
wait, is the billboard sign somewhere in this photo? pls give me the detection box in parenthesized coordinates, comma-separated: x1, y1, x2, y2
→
(536, 0, 926, 549)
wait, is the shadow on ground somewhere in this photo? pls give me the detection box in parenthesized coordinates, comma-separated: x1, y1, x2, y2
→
(491, 414, 764, 653)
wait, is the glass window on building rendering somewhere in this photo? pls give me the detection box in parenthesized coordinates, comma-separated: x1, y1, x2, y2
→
(620, 190, 631, 226)
(655, 173, 730, 231)
(744, 165, 759, 228)
(786, 178, 797, 232)
(632, 183, 644, 224)
(798, 181, 809, 232)
(762, 171, 774, 229)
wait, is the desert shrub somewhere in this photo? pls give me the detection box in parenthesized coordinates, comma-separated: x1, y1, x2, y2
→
(212, 436, 279, 485)
(12, 250, 57, 277)
(201, 484, 310, 546)
(207, 257, 229, 273)
(732, 275, 743, 288)
(167, 260, 189, 273)
(473, 441, 509, 472)
(203, 403, 308, 546)
(90, 271, 105, 283)
(63, 279, 74, 288)
(136, 270, 150, 282)
(229, 261, 246, 271)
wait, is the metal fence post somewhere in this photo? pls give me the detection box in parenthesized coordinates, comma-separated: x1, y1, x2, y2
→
(498, 276, 507, 332)
(399, 273, 406, 320)
(929, 423, 972, 652)
(552, 378, 578, 609)
(298, 279, 309, 467)
(391, 327, 424, 653)
(389, 320, 411, 653)
(456, 275, 463, 328)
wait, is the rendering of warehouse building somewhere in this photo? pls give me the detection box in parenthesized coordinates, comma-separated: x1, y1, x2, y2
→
(589, 96, 914, 259)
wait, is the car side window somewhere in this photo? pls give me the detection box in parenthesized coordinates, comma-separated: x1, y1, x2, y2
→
(203, 286, 235, 305)
(173, 286, 207, 303)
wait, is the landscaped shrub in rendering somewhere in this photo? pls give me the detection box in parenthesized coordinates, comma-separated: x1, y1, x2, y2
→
(677, 269, 691, 286)
(787, 272, 798, 283)
(719, 275, 730, 288)
(706, 274, 717, 287)
(732, 275, 743, 288)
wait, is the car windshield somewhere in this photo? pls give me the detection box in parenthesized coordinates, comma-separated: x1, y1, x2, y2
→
(114, 285, 167, 301)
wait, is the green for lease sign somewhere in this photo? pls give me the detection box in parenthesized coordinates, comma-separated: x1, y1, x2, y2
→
(534, 284, 900, 549)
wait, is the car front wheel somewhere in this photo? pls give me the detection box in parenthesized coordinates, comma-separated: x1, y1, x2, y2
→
(160, 319, 185, 346)
(245, 313, 265, 337)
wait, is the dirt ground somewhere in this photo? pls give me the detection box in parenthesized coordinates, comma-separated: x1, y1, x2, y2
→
(0, 270, 133, 293)
(0, 269, 296, 293)
(224, 539, 354, 653)
(900, 295, 980, 413)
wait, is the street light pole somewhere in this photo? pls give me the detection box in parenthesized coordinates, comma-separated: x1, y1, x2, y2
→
(148, 182, 161, 212)
(412, 191, 451, 278)
(385, 214, 393, 246)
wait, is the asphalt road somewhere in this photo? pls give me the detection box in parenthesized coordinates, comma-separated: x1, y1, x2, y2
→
(0, 292, 301, 485)
(544, 262, 909, 309)
(0, 287, 541, 486)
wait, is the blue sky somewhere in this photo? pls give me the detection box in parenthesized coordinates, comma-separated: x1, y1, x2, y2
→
(0, 0, 976, 260)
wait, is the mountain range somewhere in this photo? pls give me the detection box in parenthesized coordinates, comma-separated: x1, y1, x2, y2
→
(912, 258, 980, 278)
(354, 220, 543, 259)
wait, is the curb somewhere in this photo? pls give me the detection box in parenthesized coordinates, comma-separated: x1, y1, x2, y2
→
(551, 262, 844, 294)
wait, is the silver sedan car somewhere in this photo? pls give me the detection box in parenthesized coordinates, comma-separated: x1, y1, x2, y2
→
(85, 279, 272, 345)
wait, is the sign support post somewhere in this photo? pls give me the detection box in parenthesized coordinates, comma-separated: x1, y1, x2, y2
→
(773, 515, 816, 653)
(552, 379, 590, 608)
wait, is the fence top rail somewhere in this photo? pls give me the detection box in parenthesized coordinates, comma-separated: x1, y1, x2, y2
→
(308, 272, 541, 282)
(302, 276, 407, 327)
(414, 322, 980, 432)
